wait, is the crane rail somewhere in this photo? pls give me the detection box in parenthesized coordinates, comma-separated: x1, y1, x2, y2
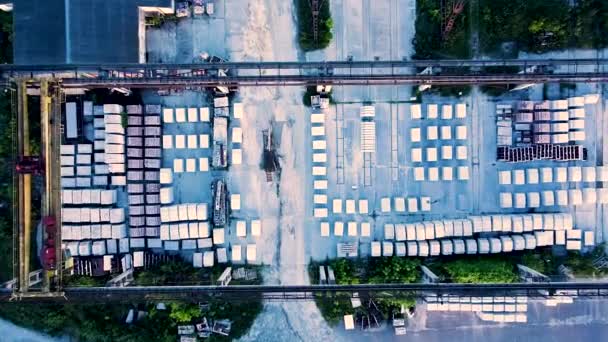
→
(3, 282, 608, 303)
(0, 59, 607, 87)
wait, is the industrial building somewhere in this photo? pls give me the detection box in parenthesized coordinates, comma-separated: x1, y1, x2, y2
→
(7, 0, 174, 64)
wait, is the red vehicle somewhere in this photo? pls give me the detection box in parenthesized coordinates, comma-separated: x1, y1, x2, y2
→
(15, 156, 43, 175)
(42, 216, 57, 270)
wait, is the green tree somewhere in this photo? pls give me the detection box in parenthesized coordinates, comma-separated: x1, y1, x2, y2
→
(330, 258, 359, 284)
(168, 302, 201, 323)
(368, 257, 420, 284)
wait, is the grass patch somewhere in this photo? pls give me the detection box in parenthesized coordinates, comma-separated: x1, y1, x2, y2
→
(295, 0, 333, 51)
(438, 256, 519, 283)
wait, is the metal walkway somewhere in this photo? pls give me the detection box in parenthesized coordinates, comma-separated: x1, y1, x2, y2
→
(2, 59, 608, 87)
(4, 282, 608, 303)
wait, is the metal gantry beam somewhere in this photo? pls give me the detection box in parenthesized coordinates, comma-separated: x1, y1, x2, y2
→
(4, 282, 608, 303)
(1, 59, 608, 87)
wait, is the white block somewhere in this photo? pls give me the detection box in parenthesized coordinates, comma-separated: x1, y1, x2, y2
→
(407, 198, 418, 213)
(199, 157, 209, 171)
(414, 167, 425, 181)
(186, 158, 196, 172)
(187, 108, 198, 122)
(427, 104, 438, 119)
(236, 221, 246, 237)
(320, 222, 330, 237)
(427, 126, 438, 140)
(410, 127, 421, 142)
(334, 222, 344, 236)
(428, 167, 439, 181)
(199, 134, 210, 148)
(333, 199, 343, 213)
(457, 166, 469, 180)
(251, 220, 261, 236)
(175, 108, 186, 122)
(359, 199, 369, 214)
(394, 197, 406, 212)
(231, 194, 241, 210)
(162, 108, 174, 123)
(361, 222, 371, 237)
(456, 145, 467, 160)
(498, 171, 511, 185)
(175, 135, 185, 149)
(232, 127, 243, 143)
(232, 149, 242, 165)
(456, 126, 467, 140)
(162, 135, 172, 149)
(440, 126, 452, 140)
(199, 107, 210, 122)
(442, 105, 453, 119)
(411, 148, 422, 163)
(381, 197, 391, 212)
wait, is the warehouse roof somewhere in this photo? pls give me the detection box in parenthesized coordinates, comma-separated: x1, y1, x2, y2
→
(12, 0, 173, 64)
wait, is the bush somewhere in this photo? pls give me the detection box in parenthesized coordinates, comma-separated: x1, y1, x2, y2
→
(441, 257, 518, 283)
(368, 257, 421, 284)
(520, 250, 555, 275)
(564, 245, 608, 278)
(313, 293, 353, 326)
(329, 258, 360, 284)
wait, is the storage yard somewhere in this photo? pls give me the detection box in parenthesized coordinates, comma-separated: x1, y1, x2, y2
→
(49, 0, 607, 294)
(56, 89, 607, 279)
(59, 97, 265, 275)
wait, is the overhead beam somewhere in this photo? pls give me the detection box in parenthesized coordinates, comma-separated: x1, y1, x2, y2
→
(4, 282, 608, 303)
(0, 59, 607, 87)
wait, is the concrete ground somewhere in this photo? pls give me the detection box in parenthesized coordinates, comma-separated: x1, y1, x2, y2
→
(334, 298, 608, 342)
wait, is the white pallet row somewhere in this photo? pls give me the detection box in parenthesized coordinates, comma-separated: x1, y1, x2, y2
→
(410, 103, 467, 120)
(159, 203, 208, 222)
(499, 166, 608, 185)
(321, 221, 372, 238)
(311, 111, 329, 219)
(500, 188, 608, 208)
(62, 207, 125, 224)
(412, 165, 469, 181)
(62, 224, 127, 240)
(373, 213, 575, 243)
(379, 197, 432, 213)
(369, 232, 570, 257)
(61, 189, 117, 205)
(233, 219, 262, 237)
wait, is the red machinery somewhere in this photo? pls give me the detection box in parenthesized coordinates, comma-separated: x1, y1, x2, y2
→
(15, 156, 44, 175)
(41, 216, 57, 270)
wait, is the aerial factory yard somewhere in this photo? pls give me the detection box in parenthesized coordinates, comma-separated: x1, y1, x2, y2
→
(53, 0, 608, 285)
(1, 0, 598, 340)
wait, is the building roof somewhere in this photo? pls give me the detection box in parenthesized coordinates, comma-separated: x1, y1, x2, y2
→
(13, 0, 173, 64)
